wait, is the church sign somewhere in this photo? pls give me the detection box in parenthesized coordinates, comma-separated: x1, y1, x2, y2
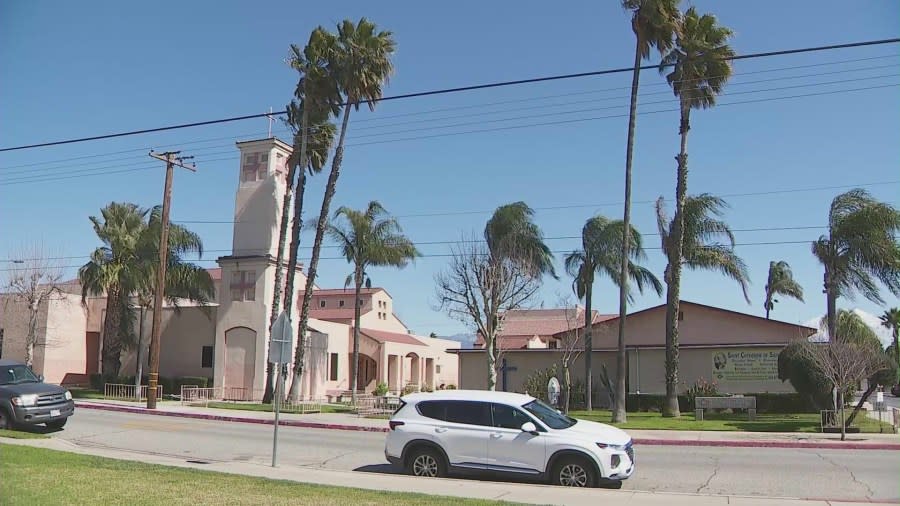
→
(712, 349, 779, 382)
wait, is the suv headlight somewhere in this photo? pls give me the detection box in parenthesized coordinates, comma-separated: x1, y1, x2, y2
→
(65, 391, 73, 401)
(12, 394, 39, 407)
(597, 442, 627, 451)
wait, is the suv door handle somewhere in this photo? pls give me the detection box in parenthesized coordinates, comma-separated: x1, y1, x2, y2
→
(490, 433, 503, 439)
(435, 427, 448, 433)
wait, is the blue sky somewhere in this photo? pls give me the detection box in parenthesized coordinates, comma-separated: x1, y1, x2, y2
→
(2, 1, 899, 336)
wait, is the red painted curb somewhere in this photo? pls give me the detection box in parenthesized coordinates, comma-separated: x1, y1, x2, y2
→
(630, 438, 900, 451)
(76, 402, 900, 450)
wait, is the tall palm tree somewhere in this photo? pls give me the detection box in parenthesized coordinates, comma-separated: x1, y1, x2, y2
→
(79, 203, 146, 377)
(327, 201, 419, 402)
(764, 260, 804, 319)
(616, 0, 681, 425)
(564, 216, 662, 413)
(657, 193, 749, 416)
(812, 189, 900, 343)
(264, 30, 339, 403)
(658, 8, 734, 417)
(291, 18, 395, 399)
(880, 307, 900, 377)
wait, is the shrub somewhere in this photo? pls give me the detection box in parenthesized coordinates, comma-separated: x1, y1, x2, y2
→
(445, 384, 457, 390)
(402, 384, 418, 396)
(684, 377, 720, 408)
(778, 342, 835, 410)
(374, 382, 389, 396)
(521, 364, 557, 402)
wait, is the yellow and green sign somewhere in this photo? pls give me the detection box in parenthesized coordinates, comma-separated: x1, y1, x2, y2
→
(712, 349, 779, 381)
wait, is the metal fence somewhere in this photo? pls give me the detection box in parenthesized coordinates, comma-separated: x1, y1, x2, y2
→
(180, 386, 327, 414)
(104, 383, 163, 401)
(354, 394, 400, 418)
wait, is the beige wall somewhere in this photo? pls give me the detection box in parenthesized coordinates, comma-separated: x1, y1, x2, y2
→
(588, 303, 809, 349)
(40, 294, 88, 384)
(121, 305, 217, 380)
(232, 139, 293, 258)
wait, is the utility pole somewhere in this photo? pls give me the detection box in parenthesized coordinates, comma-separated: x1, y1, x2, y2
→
(146, 150, 196, 409)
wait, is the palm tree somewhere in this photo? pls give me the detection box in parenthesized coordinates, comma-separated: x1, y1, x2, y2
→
(292, 19, 395, 399)
(564, 216, 662, 414)
(79, 203, 146, 377)
(264, 30, 339, 403)
(327, 201, 419, 402)
(485, 201, 556, 278)
(130, 207, 214, 391)
(79, 203, 214, 378)
(658, 8, 734, 417)
(812, 189, 900, 343)
(657, 194, 749, 416)
(617, 0, 681, 426)
(764, 260, 804, 319)
(880, 307, 900, 378)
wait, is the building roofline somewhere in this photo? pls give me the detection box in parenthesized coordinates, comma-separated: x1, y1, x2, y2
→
(449, 342, 794, 353)
(235, 137, 293, 152)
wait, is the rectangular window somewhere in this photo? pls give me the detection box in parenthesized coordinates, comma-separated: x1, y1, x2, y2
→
(339, 300, 345, 307)
(436, 365, 441, 374)
(329, 353, 339, 381)
(0, 328, 4, 359)
(319, 299, 326, 308)
(444, 401, 492, 426)
(201, 346, 213, 368)
(241, 152, 269, 182)
(230, 270, 256, 301)
(678, 310, 684, 321)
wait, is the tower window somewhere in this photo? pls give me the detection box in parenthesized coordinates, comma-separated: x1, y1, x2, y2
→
(230, 270, 256, 301)
(319, 300, 326, 308)
(339, 300, 345, 307)
(241, 152, 269, 182)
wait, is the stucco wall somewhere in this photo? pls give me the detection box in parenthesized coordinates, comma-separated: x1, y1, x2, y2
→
(40, 294, 88, 384)
(121, 305, 217, 380)
(0, 294, 49, 370)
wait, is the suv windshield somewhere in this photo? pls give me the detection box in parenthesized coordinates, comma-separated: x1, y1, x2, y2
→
(522, 399, 577, 429)
(0, 365, 40, 385)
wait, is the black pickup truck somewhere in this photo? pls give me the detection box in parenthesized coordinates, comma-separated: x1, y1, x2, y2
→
(0, 359, 75, 430)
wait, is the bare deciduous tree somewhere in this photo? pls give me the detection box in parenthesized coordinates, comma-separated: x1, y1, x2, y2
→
(435, 236, 540, 390)
(4, 245, 66, 367)
(799, 340, 888, 441)
(555, 295, 585, 414)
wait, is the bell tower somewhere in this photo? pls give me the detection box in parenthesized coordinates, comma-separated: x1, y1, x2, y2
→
(231, 138, 293, 257)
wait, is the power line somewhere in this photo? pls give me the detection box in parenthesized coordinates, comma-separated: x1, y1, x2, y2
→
(2, 37, 897, 153)
(0, 239, 832, 272)
(2, 53, 895, 174)
(3, 81, 897, 186)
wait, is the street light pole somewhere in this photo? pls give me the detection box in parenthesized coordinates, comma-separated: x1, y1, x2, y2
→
(146, 150, 196, 409)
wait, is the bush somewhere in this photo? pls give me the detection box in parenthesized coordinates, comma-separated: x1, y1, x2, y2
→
(521, 364, 557, 403)
(402, 384, 418, 396)
(445, 384, 457, 390)
(684, 377, 720, 408)
(778, 342, 835, 410)
(374, 382, 389, 396)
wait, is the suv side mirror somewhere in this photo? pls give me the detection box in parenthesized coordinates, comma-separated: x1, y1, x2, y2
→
(520, 422, 538, 434)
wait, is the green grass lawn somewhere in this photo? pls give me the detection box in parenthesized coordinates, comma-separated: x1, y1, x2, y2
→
(0, 428, 50, 439)
(569, 410, 895, 433)
(68, 388, 106, 400)
(205, 402, 355, 415)
(0, 444, 515, 505)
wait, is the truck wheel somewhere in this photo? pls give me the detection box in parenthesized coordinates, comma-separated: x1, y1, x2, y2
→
(46, 419, 67, 430)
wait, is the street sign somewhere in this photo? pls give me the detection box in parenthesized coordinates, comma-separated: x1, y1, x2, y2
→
(268, 311, 293, 364)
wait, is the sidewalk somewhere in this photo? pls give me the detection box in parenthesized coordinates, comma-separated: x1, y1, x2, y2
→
(74, 399, 900, 450)
(0, 437, 886, 506)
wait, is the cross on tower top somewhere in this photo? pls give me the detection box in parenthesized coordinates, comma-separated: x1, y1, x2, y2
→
(265, 107, 276, 138)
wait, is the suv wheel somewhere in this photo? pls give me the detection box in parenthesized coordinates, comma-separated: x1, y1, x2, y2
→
(406, 447, 447, 478)
(553, 456, 597, 488)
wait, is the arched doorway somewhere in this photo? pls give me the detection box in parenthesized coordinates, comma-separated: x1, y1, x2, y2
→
(224, 327, 256, 399)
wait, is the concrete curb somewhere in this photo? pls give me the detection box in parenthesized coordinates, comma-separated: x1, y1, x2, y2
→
(76, 402, 900, 451)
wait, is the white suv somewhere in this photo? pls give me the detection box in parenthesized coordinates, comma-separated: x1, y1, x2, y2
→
(385, 390, 634, 488)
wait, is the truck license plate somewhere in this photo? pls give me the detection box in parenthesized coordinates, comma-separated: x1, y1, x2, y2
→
(50, 409, 61, 417)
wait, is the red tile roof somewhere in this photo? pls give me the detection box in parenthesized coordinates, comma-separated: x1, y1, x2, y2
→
(314, 288, 385, 296)
(360, 328, 426, 346)
(309, 308, 355, 321)
(473, 308, 614, 349)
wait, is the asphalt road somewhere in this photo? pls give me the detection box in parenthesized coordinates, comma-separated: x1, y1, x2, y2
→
(49, 409, 900, 502)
